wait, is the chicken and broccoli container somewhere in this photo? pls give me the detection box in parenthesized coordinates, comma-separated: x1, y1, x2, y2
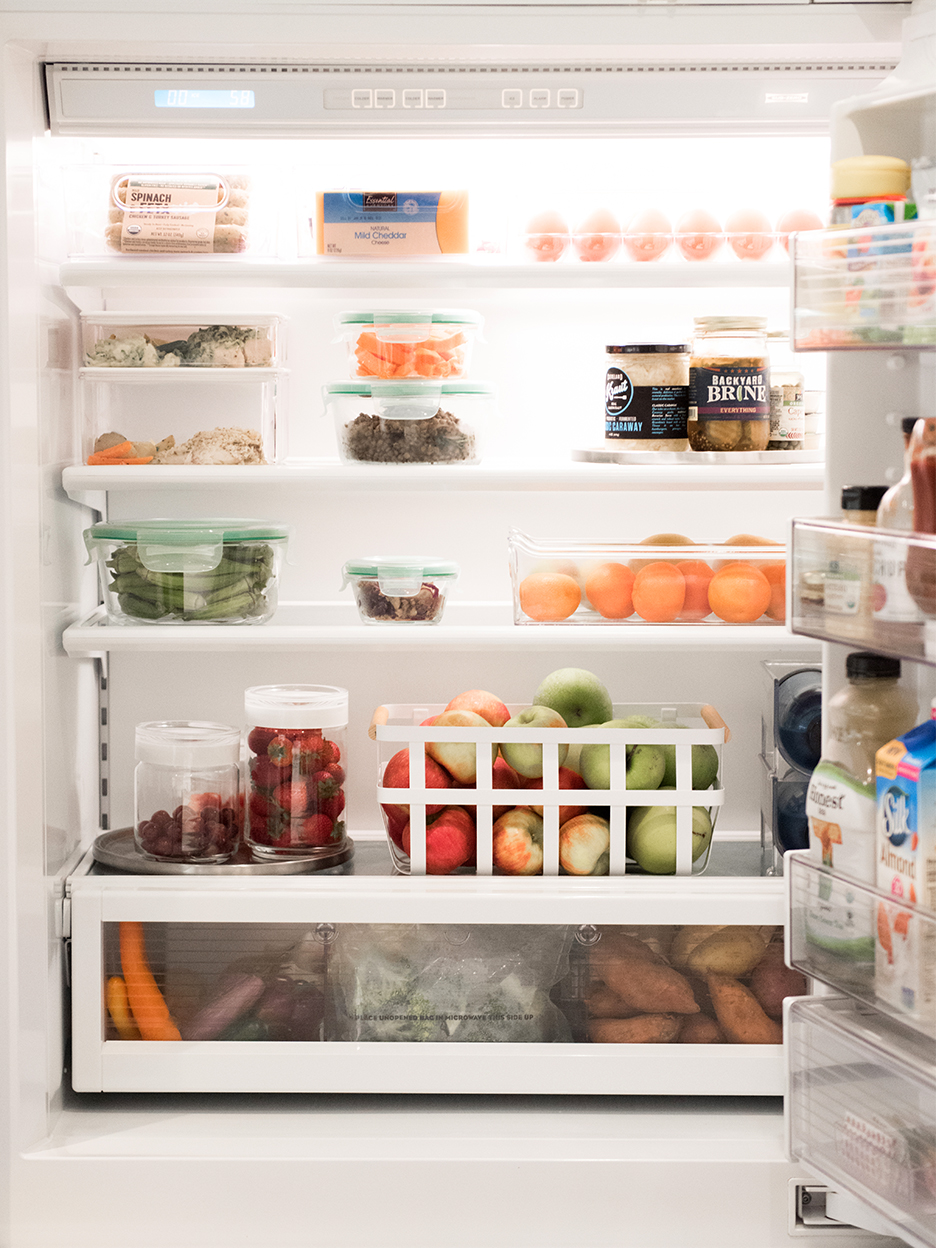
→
(81, 313, 283, 369)
(325, 379, 493, 464)
(84, 518, 289, 625)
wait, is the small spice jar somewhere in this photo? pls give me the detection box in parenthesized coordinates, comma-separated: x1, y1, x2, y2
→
(244, 684, 349, 859)
(603, 343, 689, 451)
(767, 333, 805, 451)
(688, 316, 771, 452)
(134, 721, 241, 864)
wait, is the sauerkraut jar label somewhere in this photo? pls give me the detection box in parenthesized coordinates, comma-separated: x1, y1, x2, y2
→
(117, 176, 221, 253)
(604, 367, 688, 441)
(689, 363, 770, 421)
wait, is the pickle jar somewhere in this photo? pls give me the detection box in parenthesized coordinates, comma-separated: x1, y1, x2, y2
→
(688, 316, 770, 452)
(134, 721, 241, 864)
(244, 684, 349, 859)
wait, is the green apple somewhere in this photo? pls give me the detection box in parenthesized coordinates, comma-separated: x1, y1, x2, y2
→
(498, 705, 569, 779)
(626, 802, 714, 874)
(660, 738, 719, 790)
(579, 723, 666, 792)
(532, 668, 613, 728)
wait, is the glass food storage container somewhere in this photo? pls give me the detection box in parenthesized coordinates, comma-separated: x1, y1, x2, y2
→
(687, 316, 770, 452)
(334, 310, 482, 380)
(341, 556, 459, 623)
(84, 518, 289, 625)
(134, 721, 241, 864)
(325, 379, 492, 464)
(81, 312, 283, 369)
(244, 684, 350, 860)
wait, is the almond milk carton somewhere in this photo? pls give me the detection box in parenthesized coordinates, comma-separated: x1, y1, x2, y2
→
(874, 706, 936, 1027)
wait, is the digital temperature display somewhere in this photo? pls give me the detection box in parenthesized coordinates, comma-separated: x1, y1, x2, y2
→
(154, 90, 256, 109)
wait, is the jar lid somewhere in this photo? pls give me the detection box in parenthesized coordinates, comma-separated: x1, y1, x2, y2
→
(846, 652, 901, 680)
(342, 556, 459, 578)
(135, 720, 240, 768)
(831, 155, 911, 200)
(244, 684, 348, 730)
(335, 310, 483, 327)
(694, 316, 768, 332)
(841, 485, 887, 511)
(605, 343, 689, 354)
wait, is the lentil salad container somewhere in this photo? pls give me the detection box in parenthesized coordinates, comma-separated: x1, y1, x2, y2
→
(687, 316, 771, 452)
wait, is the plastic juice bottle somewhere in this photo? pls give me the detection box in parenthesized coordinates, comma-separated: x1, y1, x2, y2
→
(805, 652, 918, 974)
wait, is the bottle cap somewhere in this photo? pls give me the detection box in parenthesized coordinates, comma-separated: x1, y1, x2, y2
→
(846, 652, 901, 679)
(841, 485, 888, 511)
(903, 416, 920, 437)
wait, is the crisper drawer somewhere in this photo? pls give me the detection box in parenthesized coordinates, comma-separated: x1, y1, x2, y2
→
(67, 836, 789, 1095)
(786, 997, 936, 1248)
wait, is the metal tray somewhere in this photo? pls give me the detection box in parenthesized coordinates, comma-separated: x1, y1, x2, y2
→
(572, 447, 823, 465)
(93, 828, 354, 876)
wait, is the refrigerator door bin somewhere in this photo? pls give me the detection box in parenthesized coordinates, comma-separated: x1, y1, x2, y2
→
(68, 836, 786, 1095)
(786, 995, 936, 1248)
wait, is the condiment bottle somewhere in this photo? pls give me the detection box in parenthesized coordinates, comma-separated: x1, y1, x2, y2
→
(134, 721, 241, 864)
(805, 653, 917, 972)
(823, 485, 887, 639)
(905, 417, 936, 618)
(687, 316, 770, 452)
(244, 684, 349, 859)
(873, 417, 925, 643)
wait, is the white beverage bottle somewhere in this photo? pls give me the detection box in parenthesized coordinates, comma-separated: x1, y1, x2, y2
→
(873, 416, 925, 648)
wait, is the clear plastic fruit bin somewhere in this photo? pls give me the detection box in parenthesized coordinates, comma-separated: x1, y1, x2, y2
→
(787, 849, 936, 1039)
(333, 310, 483, 380)
(370, 701, 727, 877)
(792, 220, 936, 350)
(508, 528, 786, 625)
(81, 312, 284, 369)
(786, 996, 936, 1248)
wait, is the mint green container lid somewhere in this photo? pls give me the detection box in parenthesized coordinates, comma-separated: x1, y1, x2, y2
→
(324, 380, 493, 397)
(343, 556, 459, 579)
(335, 310, 483, 326)
(84, 518, 288, 574)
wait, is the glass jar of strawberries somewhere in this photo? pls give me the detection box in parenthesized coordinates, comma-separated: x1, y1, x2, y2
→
(243, 685, 349, 859)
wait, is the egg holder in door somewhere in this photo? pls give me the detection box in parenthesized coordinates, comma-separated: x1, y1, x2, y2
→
(370, 703, 729, 876)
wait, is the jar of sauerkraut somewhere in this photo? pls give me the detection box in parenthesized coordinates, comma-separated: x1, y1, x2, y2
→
(688, 317, 770, 452)
(603, 343, 689, 451)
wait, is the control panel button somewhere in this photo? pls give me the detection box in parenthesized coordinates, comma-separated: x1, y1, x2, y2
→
(351, 89, 373, 109)
(529, 88, 550, 109)
(402, 89, 424, 109)
(425, 88, 446, 109)
(374, 88, 395, 109)
(501, 88, 523, 109)
(556, 88, 580, 108)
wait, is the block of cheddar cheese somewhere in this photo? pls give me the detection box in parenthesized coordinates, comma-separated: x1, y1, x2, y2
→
(315, 190, 469, 257)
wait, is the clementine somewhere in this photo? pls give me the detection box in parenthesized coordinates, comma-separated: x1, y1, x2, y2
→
(675, 559, 715, 621)
(632, 561, 686, 622)
(518, 572, 582, 622)
(707, 563, 772, 623)
(585, 561, 636, 619)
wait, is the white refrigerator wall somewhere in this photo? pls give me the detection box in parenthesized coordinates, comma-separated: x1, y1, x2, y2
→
(0, 4, 927, 1247)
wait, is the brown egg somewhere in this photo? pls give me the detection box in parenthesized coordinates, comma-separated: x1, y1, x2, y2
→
(524, 210, 571, 262)
(674, 210, 723, 261)
(572, 208, 622, 262)
(776, 208, 825, 252)
(725, 209, 775, 260)
(623, 208, 672, 262)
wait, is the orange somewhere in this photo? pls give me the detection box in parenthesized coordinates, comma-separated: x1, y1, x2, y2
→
(707, 563, 772, 623)
(584, 561, 635, 619)
(755, 560, 786, 621)
(631, 561, 686, 623)
(518, 571, 581, 622)
(675, 559, 715, 621)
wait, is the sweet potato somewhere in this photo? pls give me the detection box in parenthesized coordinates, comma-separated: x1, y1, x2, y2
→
(677, 1014, 724, 1044)
(707, 973, 783, 1044)
(599, 956, 699, 1015)
(684, 926, 767, 977)
(590, 929, 666, 967)
(669, 925, 726, 968)
(749, 944, 808, 1019)
(585, 981, 641, 1019)
(588, 1015, 680, 1044)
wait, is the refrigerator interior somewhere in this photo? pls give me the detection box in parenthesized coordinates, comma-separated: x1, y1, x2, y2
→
(1, 3, 932, 1245)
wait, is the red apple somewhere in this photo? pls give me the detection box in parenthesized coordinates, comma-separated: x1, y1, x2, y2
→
(383, 808, 408, 850)
(426, 709, 497, 785)
(521, 766, 589, 824)
(380, 747, 452, 824)
(492, 808, 544, 875)
(444, 689, 511, 728)
(402, 806, 476, 875)
(559, 812, 611, 876)
(491, 756, 525, 818)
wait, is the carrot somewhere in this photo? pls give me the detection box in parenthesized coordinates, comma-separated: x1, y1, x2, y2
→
(105, 975, 141, 1040)
(86, 454, 154, 465)
(91, 439, 134, 460)
(119, 921, 181, 1041)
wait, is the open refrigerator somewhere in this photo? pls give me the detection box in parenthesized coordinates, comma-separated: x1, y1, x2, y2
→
(0, 1, 934, 1245)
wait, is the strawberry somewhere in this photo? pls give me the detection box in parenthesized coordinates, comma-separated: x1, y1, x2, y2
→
(300, 813, 335, 846)
(310, 768, 343, 801)
(320, 790, 346, 823)
(267, 734, 294, 769)
(273, 779, 312, 815)
(249, 755, 282, 791)
(247, 726, 277, 755)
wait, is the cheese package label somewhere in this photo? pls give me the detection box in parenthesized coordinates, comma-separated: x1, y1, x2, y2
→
(316, 191, 468, 256)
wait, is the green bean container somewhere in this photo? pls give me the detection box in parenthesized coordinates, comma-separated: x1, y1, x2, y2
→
(84, 518, 289, 625)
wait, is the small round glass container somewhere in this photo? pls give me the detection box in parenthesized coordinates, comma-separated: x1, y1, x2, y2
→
(134, 721, 241, 864)
(688, 317, 770, 452)
(244, 684, 349, 859)
(342, 556, 459, 623)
